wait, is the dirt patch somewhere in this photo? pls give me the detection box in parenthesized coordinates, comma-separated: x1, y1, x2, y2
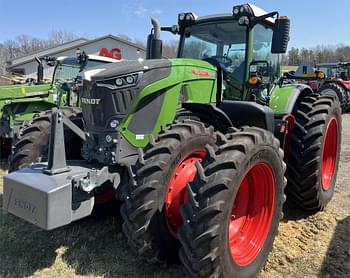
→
(259, 114, 350, 278)
(0, 115, 349, 278)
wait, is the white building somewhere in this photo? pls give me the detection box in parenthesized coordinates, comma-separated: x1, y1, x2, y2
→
(6, 35, 146, 79)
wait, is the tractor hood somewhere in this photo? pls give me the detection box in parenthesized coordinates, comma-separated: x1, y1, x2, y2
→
(80, 58, 216, 82)
(78, 58, 217, 164)
(82, 59, 171, 81)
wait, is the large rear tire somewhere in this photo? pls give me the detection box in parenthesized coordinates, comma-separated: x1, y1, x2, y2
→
(179, 127, 286, 278)
(120, 119, 216, 263)
(9, 107, 83, 172)
(286, 91, 341, 211)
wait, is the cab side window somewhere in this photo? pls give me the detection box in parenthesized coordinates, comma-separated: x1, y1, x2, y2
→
(252, 24, 280, 81)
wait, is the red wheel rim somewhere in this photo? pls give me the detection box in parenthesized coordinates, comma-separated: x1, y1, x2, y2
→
(165, 149, 206, 238)
(322, 117, 338, 191)
(95, 187, 115, 205)
(229, 162, 276, 266)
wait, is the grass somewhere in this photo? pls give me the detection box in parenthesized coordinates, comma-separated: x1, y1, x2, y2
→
(0, 160, 183, 278)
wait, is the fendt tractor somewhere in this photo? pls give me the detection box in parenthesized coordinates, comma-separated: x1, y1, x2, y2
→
(3, 4, 341, 277)
(0, 52, 117, 156)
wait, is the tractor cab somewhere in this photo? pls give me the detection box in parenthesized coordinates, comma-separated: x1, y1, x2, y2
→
(47, 52, 119, 106)
(153, 3, 290, 104)
(316, 62, 350, 81)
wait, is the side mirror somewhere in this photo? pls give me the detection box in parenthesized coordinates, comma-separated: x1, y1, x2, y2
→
(77, 50, 88, 71)
(271, 17, 290, 54)
(60, 82, 70, 92)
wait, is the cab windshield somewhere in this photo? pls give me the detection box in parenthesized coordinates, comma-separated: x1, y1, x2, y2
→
(179, 20, 247, 84)
(53, 59, 110, 85)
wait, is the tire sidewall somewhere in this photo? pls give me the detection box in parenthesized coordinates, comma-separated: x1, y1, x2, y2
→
(219, 146, 284, 277)
(318, 101, 342, 203)
(146, 133, 216, 258)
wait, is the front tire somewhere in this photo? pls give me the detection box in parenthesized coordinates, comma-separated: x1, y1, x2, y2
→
(9, 107, 83, 172)
(179, 127, 286, 278)
(120, 119, 216, 263)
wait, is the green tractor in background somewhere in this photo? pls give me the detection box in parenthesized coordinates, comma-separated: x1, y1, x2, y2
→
(4, 4, 341, 277)
(0, 53, 117, 156)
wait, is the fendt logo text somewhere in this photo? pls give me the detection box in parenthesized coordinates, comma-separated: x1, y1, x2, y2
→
(14, 198, 36, 214)
(81, 98, 101, 105)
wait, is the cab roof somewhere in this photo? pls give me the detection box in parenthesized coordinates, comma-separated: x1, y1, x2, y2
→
(195, 3, 275, 24)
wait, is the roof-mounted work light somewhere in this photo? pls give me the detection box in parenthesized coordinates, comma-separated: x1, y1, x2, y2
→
(178, 12, 197, 27)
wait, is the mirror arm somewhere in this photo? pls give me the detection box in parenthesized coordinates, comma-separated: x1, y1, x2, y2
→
(250, 11, 279, 27)
(160, 26, 180, 35)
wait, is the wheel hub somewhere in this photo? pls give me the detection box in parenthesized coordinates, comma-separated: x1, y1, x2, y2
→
(165, 150, 206, 238)
(321, 117, 338, 191)
(229, 162, 275, 266)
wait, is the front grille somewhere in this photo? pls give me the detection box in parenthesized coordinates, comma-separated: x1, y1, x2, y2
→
(81, 81, 139, 131)
(110, 88, 137, 114)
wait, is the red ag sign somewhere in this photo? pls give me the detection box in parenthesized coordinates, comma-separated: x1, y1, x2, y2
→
(99, 47, 122, 60)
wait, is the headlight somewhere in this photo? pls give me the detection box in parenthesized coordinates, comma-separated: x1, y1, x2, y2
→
(233, 7, 240, 15)
(115, 78, 123, 86)
(110, 119, 119, 128)
(126, 75, 134, 84)
(238, 16, 250, 26)
(96, 72, 142, 89)
(178, 12, 197, 27)
(178, 13, 185, 21)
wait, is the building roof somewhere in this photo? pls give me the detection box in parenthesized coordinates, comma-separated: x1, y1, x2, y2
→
(7, 34, 146, 69)
(7, 38, 88, 69)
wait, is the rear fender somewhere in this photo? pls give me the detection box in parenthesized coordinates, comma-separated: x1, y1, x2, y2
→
(270, 84, 313, 116)
(182, 103, 233, 133)
(183, 101, 275, 133)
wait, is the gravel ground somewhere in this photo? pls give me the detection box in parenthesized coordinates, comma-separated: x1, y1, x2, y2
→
(0, 115, 349, 278)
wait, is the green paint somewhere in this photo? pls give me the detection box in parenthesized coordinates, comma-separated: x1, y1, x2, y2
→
(242, 30, 254, 100)
(119, 59, 217, 147)
(269, 84, 299, 115)
(0, 56, 115, 140)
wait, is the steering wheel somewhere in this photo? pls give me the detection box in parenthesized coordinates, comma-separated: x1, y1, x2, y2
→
(210, 55, 233, 67)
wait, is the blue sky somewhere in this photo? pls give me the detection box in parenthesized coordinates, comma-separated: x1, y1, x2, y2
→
(0, 0, 349, 49)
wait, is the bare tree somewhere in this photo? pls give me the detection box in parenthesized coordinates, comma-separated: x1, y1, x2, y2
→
(163, 40, 179, 58)
(284, 45, 350, 65)
(0, 31, 79, 76)
(48, 30, 78, 45)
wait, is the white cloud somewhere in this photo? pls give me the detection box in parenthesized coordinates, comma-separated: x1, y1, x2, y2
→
(151, 9, 163, 15)
(134, 4, 148, 17)
(132, 2, 163, 18)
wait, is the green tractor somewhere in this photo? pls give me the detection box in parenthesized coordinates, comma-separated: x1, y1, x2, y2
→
(0, 53, 117, 156)
(3, 4, 341, 277)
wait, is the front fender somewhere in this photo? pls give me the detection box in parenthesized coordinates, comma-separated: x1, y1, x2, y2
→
(270, 84, 313, 116)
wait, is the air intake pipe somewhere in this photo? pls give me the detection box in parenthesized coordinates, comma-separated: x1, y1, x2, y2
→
(146, 17, 163, 59)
